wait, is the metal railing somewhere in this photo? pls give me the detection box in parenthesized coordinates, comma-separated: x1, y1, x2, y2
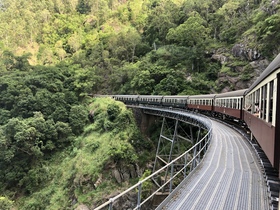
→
(94, 111, 212, 210)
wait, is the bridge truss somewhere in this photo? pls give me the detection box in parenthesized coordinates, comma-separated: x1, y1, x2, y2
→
(94, 107, 212, 210)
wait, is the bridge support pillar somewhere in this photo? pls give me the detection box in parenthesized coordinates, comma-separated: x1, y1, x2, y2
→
(152, 116, 200, 192)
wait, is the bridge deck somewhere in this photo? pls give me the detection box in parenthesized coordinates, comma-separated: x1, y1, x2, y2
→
(157, 119, 269, 210)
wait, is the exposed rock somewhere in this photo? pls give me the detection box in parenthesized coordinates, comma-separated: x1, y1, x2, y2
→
(261, 0, 279, 15)
(122, 169, 131, 182)
(75, 204, 90, 210)
(110, 192, 138, 210)
(232, 44, 261, 61)
(250, 59, 270, 76)
(94, 175, 102, 188)
(212, 45, 270, 92)
(211, 54, 228, 64)
(112, 168, 122, 184)
(129, 165, 138, 178)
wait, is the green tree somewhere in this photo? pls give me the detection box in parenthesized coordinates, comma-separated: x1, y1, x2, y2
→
(144, 1, 180, 45)
(166, 12, 209, 47)
(76, 0, 91, 14)
(131, 70, 155, 94)
(0, 196, 13, 210)
(256, 14, 280, 57)
(69, 105, 88, 135)
(109, 27, 141, 62)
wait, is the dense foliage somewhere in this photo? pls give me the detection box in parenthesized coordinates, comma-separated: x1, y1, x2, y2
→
(0, 0, 280, 208)
(1, 0, 279, 95)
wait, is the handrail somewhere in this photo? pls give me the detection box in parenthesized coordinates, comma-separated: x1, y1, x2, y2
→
(94, 108, 212, 210)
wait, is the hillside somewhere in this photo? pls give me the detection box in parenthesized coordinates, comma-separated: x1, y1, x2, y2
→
(0, 96, 154, 209)
(1, 0, 280, 209)
(0, 0, 279, 95)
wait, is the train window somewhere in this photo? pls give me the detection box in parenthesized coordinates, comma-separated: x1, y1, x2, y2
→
(256, 89, 260, 104)
(237, 98, 239, 109)
(261, 85, 267, 120)
(253, 89, 260, 114)
(246, 94, 252, 113)
(238, 98, 241, 109)
(268, 81, 274, 123)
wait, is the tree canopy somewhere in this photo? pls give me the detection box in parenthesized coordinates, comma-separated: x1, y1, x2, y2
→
(0, 0, 280, 208)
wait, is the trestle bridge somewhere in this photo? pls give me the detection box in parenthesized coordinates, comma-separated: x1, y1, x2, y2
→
(94, 105, 276, 210)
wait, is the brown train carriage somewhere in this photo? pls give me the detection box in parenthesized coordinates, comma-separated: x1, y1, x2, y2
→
(214, 89, 247, 120)
(244, 53, 280, 177)
(187, 94, 216, 111)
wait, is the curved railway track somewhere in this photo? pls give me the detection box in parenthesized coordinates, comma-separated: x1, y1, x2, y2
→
(157, 119, 269, 210)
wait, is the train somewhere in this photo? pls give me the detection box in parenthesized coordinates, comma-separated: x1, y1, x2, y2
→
(109, 53, 280, 179)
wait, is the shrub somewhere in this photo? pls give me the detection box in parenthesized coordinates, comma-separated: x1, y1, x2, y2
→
(0, 196, 13, 210)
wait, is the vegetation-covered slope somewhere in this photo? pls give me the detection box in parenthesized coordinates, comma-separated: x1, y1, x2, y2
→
(0, 94, 152, 209)
(1, 0, 280, 208)
(1, 0, 280, 95)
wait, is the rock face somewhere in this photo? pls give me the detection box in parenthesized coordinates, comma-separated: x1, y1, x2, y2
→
(217, 57, 269, 92)
(250, 59, 270, 76)
(211, 46, 270, 92)
(232, 44, 261, 61)
(112, 163, 142, 184)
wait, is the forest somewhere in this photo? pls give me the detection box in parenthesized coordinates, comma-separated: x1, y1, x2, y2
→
(0, 0, 280, 209)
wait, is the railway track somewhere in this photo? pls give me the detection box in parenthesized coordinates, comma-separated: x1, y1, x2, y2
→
(157, 118, 270, 210)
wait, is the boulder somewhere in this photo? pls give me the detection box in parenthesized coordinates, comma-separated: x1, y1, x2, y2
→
(112, 168, 122, 184)
(232, 44, 261, 61)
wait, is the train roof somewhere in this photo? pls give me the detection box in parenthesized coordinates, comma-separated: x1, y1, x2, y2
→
(215, 89, 247, 98)
(246, 53, 280, 94)
(113, 95, 139, 98)
(188, 94, 216, 99)
(138, 95, 164, 98)
(163, 95, 188, 99)
(94, 94, 113, 98)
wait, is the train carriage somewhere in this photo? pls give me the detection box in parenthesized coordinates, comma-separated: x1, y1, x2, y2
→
(113, 95, 139, 105)
(188, 94, 216, 112)
(138, 95, 164, 106)
(162, 95, 188, 108)
(244, 54, 280, 173)
(214, 89, 246, 120)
